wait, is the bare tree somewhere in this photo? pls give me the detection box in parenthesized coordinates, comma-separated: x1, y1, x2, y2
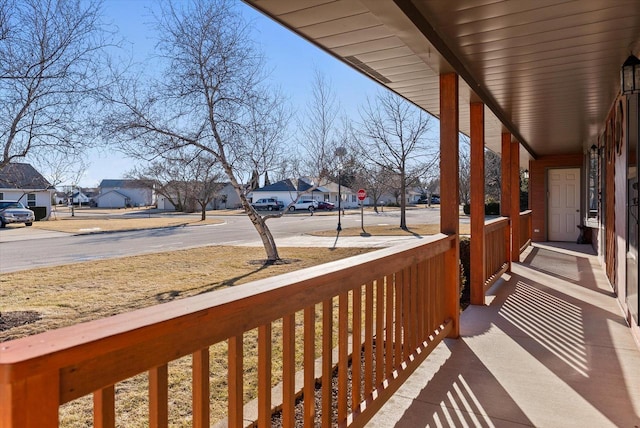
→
(459, 138, 471, 205)
(0, 0, 111, 168)
(485, 149, 501, 202)
(130, 149, 223, 219)
(33, 151, 89, 191)
(297, 70, 341, 181)
(105, 0, 290, 262)
(352, 162, 394, 213)
(355, 91, 436, 229)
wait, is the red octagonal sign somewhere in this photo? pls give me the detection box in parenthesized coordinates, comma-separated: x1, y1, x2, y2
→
(357, 188, 366, 201)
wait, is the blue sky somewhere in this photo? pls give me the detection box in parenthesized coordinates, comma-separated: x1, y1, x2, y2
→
(80, 0, 383, 187)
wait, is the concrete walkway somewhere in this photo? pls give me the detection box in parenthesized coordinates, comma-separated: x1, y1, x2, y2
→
(369, 242, 640, 427)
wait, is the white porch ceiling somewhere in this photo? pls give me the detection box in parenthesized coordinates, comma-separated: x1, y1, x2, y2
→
(245, 0, 640, 167)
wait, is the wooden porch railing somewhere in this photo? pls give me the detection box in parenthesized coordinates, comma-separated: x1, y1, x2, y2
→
(519, 210, 533, 254)
(0, 234, 457, 428)
(483, 217, 510, 292)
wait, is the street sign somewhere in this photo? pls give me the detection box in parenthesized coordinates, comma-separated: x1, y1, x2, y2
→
(357, 189, 366, 201)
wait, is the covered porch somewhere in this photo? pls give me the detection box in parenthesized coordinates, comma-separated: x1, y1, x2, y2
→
(2, 1, 640, 426)
(371, 242, 640, 426)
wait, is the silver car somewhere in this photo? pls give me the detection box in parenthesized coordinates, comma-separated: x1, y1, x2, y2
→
(0, 200, 35, 228)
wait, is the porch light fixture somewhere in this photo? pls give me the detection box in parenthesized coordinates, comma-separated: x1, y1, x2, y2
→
(621, 54, 640, 94)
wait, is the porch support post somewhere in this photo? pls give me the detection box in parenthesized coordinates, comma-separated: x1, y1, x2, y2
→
(501, 133, 512, 271)
(510, 141, 521, 262)
(470, 102, 485, 305)
(439, 72, 460, 338)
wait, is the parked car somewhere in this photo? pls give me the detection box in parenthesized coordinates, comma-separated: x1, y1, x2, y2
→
(0, 200, 35, 228)
(417, 195, 440, 205)
(317, 201, 335, 210)
(251, 198, 284, 211)
(289, 199, 318, 211)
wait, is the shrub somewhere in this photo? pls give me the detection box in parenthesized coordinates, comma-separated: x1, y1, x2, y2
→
(462, 202, 500, 216)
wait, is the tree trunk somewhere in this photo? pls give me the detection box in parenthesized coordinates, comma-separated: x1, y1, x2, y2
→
(243, 199, 280, 262)
(400, 170, 407, 230)
(229, 177, 280, 262)
(200, 202, 206, 221)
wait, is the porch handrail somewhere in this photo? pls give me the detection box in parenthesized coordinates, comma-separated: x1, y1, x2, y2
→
(519, 210, 533, 254)
(483, 216, 510, 291)
(0, 234, 457, 428)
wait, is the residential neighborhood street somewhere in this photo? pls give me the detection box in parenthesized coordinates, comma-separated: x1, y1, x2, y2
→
(0, 207, 447, 273)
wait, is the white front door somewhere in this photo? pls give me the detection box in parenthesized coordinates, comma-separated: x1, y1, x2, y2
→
(548, 168, 581, 241)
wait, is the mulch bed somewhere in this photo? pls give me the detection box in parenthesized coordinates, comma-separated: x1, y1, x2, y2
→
(0, 311, 41, 333)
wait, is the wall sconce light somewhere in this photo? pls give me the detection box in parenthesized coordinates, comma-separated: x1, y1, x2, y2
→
(590, 144, 598, 154)
(621, 54, 640, 94)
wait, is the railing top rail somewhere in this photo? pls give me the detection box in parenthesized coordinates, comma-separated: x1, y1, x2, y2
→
(519, 210, 533, 216)
(484, 216, 509, 233)
(1, 234, 454, 395)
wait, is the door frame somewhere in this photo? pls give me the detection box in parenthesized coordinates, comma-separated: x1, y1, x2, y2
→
(546, 167, 582, 242)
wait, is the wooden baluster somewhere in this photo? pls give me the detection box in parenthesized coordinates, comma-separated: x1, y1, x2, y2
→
(364, 281, 374, 396)
(303, 305, 316, 426)
(193, 348, 210, 428)
(338, 292, 349, 422)
(417, 260, 426, 343)
(411, 265, 419, 350)
(149, 364, 168, 428)
(322, 299, 333, 428)
(402, 267, 411, 361)
(394, 270, 403, 366)
(258, 323, 272, 427)
(352, 286, 362, 410)
(375, 278, 384, 387)
(282, 314, 295, 428)
(385, 274, 394, 378)
(94, 384, 115, 428)
(228, 335, 243, 428)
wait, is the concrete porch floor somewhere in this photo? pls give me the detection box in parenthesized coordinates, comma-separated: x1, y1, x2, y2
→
(368, 242, 640, 427)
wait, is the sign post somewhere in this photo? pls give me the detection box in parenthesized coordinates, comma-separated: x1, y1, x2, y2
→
(357, 189, 367, 233)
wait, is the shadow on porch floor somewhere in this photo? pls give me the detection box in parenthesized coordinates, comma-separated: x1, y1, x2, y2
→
(368, 242, 640, 427)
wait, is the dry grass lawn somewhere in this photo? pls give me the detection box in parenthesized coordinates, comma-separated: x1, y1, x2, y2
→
(312, 222, 471, 237)
(1, 245, 373, 427)
(32, 215, 223, 234)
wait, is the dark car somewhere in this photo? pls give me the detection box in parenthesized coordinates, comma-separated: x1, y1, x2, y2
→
(317, 201, 335, 210)
(417, 195, 440, 205)
(251, 198, 284, 211)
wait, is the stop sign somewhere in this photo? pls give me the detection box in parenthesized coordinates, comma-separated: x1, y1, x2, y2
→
(357, 188, 366, 201)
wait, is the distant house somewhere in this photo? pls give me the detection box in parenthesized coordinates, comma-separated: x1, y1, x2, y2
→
(250, 177, 364, 208)
(71, 188, 99, 206)
(211, 182, 241, 209)
(96, 179, 153, 208)
(156, 182, 242, 211)
(0, 163, 54, 220)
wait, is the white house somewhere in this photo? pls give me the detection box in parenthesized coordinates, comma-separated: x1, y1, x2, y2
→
(0, 163, 54, 220)
(97, 179, 153, 208)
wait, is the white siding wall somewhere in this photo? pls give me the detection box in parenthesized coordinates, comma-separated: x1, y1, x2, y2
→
(0, 190, 52, 218)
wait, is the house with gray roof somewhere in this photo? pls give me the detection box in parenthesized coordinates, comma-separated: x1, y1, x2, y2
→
(96, 179, 154, 208)
(0, 163, 54, 220)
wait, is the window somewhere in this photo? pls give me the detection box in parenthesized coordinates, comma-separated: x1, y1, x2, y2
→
(587, 145, 601, 220)
(27, 193, 36, 207)
(0, 192, 3, 200)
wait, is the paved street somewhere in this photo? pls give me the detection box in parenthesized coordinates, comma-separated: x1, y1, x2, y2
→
(0, 207, 447, 273)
